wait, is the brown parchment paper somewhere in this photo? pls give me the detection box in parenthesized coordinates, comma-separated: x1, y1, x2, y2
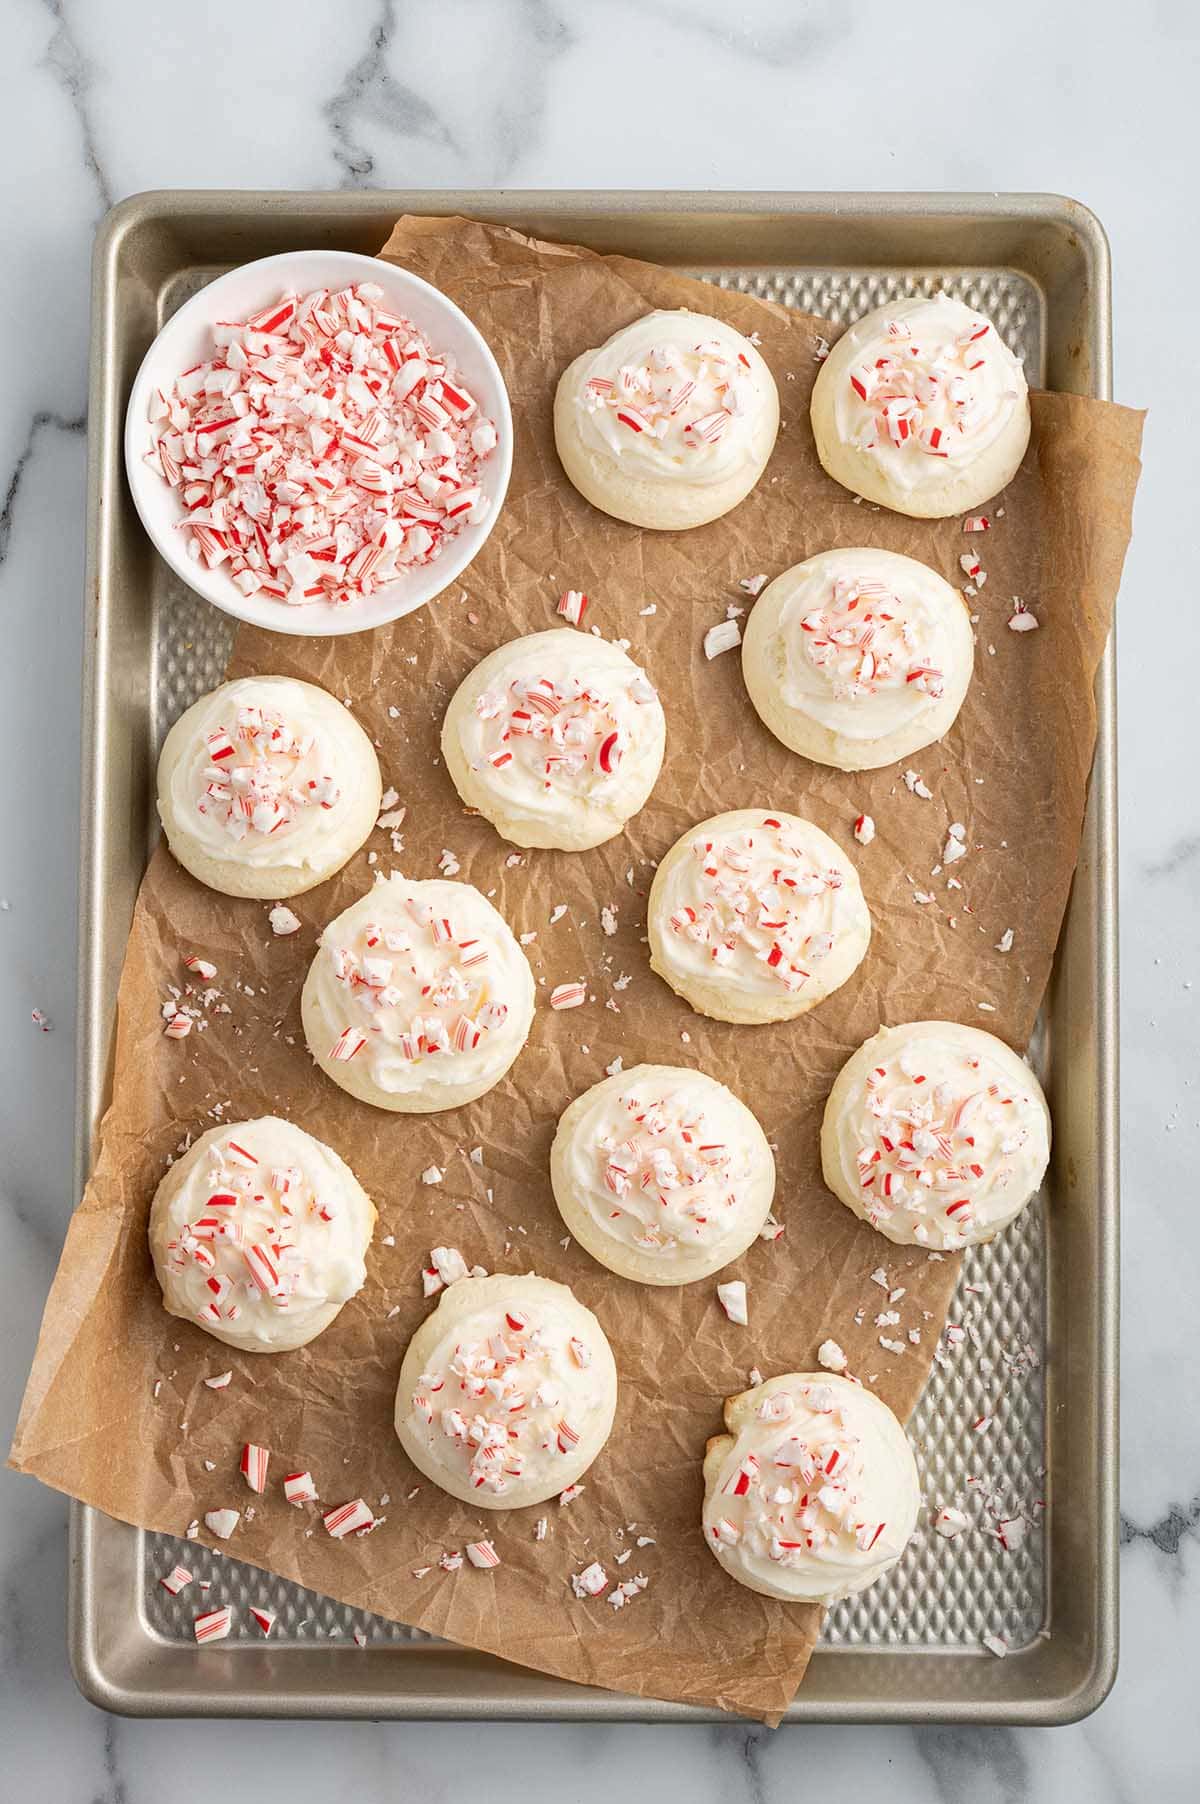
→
(11, 216, 1143, 1725)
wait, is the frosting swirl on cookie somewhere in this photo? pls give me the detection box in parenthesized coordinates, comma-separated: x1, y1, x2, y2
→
(304, 874, 534, 1103)
(569, 311, 773, 486)
(551, 1064, 775, 1281)
(395, 1274, 618, 1508)
(649, 809, 870, 1018)
(831, 294, 1027, 495)
(822, 1021, 1051, 1248)
(150, 1117, 374, 1351)
(703, 1373, 920, 1602)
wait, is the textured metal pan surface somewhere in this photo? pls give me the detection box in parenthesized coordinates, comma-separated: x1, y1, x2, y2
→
(70, 192, 1117, 1724)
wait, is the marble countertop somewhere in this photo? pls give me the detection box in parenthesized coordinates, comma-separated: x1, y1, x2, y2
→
(2, 1, 1195, 1797)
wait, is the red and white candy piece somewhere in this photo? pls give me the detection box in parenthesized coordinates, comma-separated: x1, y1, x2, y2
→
(556, 589, 588, 626)
(159, 1564, 194, 1595)
(239, 1442, 270, 1494)
(194, 1605, 234, 1643)
(465, 1539, 501, 1569)
(184, 954, 218, 981)
(323, 1498, 375, 1539)
(248, 1605, 276, 1637)
(716, 1279, 748, 1325)
(550, 981, 587, 1011)
(204, 1508, 240, 1539)
(283, 1470, 319, 1505)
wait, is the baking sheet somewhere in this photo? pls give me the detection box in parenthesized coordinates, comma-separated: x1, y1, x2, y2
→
(25, 193, 1133, 1717)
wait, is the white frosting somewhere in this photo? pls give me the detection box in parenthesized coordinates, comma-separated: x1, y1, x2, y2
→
(647, 809, 871, 1024)
(148, 1117, 375, 1353)
(702, 1373, 920, 1603)
(550, 1064, 775, 1285)
(301, 873, 535, 1112)
(441, 629, 666, 851)
(394, 1273, 618, 1509)
(742, 547, 974, 770)
(566, 311, 774, 486)
(821, 1021, 1051, 1249)
(157, 676, 379, 882)
(831, 295, 1026, 490)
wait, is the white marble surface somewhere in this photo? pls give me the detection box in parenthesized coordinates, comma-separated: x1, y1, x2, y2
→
(1, 0, 1196, 1796)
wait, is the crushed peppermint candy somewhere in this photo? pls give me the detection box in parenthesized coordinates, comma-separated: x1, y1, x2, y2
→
(159, 1564, 194, 1595)
(962, 514, 990, 533)
(193, 1606, 234, 1643)
(465, 1539, 501, 1569)
(1008, 598, 1038, 632)
(608, 1574, 649, 1610)
(943, 823, 968, 865)
(249, 1605, 276, 1637)
(550, 982, 587, 1010)
(704, 619, 742, 659)
(204, 1370, 233, 1390)
(144, 282, 499, 610)
(30, 1007, 53, 1031)
(853, 813, 875, 846)
(283, 1470, 319, 1505)
(995, 928, 1014, 953)
(982, 1633, 1008, 1658)
(269, 904, 302, 936)
(239, 1442, 270, 1494)
(817, 1338, 848, 1373)
(902, 770, 933, 800)
(323, 1498, 375, 1539)
(204, 1508, 240, 1540)
(570, 1561, 609, 1598)
(932, 1505, 971, 1539)
(558, 1484, 585, 1506)
(421, 1164, 445, 1186)
(738, 573, 769, 597)
(716, 1279, 748, 1325)
(556, 589, 588, 626)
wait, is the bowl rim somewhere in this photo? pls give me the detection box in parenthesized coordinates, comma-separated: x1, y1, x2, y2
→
(123, 247, 513, 639)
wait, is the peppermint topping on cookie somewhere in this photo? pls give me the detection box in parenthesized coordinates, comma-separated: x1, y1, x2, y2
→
(195, 700, 338, 843)
(667, 816, 853, 996)
(838, 295, 1024, 466)
(799, 575, 943, 701)
(587, 1079, 752, 1257)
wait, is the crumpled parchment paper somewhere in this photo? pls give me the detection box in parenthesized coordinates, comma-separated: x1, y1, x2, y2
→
(10, 215, 1143, 1724)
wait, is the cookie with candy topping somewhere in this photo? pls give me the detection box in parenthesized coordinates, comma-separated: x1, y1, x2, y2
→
(551, 1064, 776, 1285)
(646, 809, 871, 1025)
(741, 547, 974, 771)
(301, 873, 536, 1112)
(821, 1020, 1051, 1249)
(702, 1372, 920, 1603)
(810, 294, 1030, 519)
(148, 1117, 376, 1353)
(554, 309, 779, 529)
(441, 628, 666, 851)
(156, 675, 381, 898)
(394, 1272, 618, 1509)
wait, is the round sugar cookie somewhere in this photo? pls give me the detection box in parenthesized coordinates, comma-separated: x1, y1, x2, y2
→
(821, 1020, 1051, 1249)
(441, 629, 666, 850)
(702, 1372, 920, 1603)
(810, 293, 1030, 519)
(394, 1272, 618, 1509)
(741, 546, 974, 771)
(647, 809, 871, 1025)
(156, 675, 381, 899)
(148, 1116, 376, 1353)
(554, 309, 779, 530)
(550, 1064, 776, 1285)
(301, 873, 535, 1113)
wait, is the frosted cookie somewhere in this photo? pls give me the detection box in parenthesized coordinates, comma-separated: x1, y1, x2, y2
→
(148, 1117, 375, 1353)
(301, 873, 535, 1113)
(554, 310, 779, 530)
(550, 1064, 776, 1285)
(156, 675, 381, 899)
(810, 294, 1030, 518)
(441, 629, 666, 851)
(647, 809, 870, 1025)
(821, 1020, 1051, 1249)
(394, 1273, 618, 1509)
(741, 547, 974, 771)
(702, 1372, 920, 1603)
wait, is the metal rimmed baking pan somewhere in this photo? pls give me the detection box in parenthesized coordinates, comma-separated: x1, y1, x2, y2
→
(70, 190, 1117, 1723)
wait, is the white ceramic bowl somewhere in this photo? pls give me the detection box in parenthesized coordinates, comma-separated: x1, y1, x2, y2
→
(124, 249, 513, 638)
